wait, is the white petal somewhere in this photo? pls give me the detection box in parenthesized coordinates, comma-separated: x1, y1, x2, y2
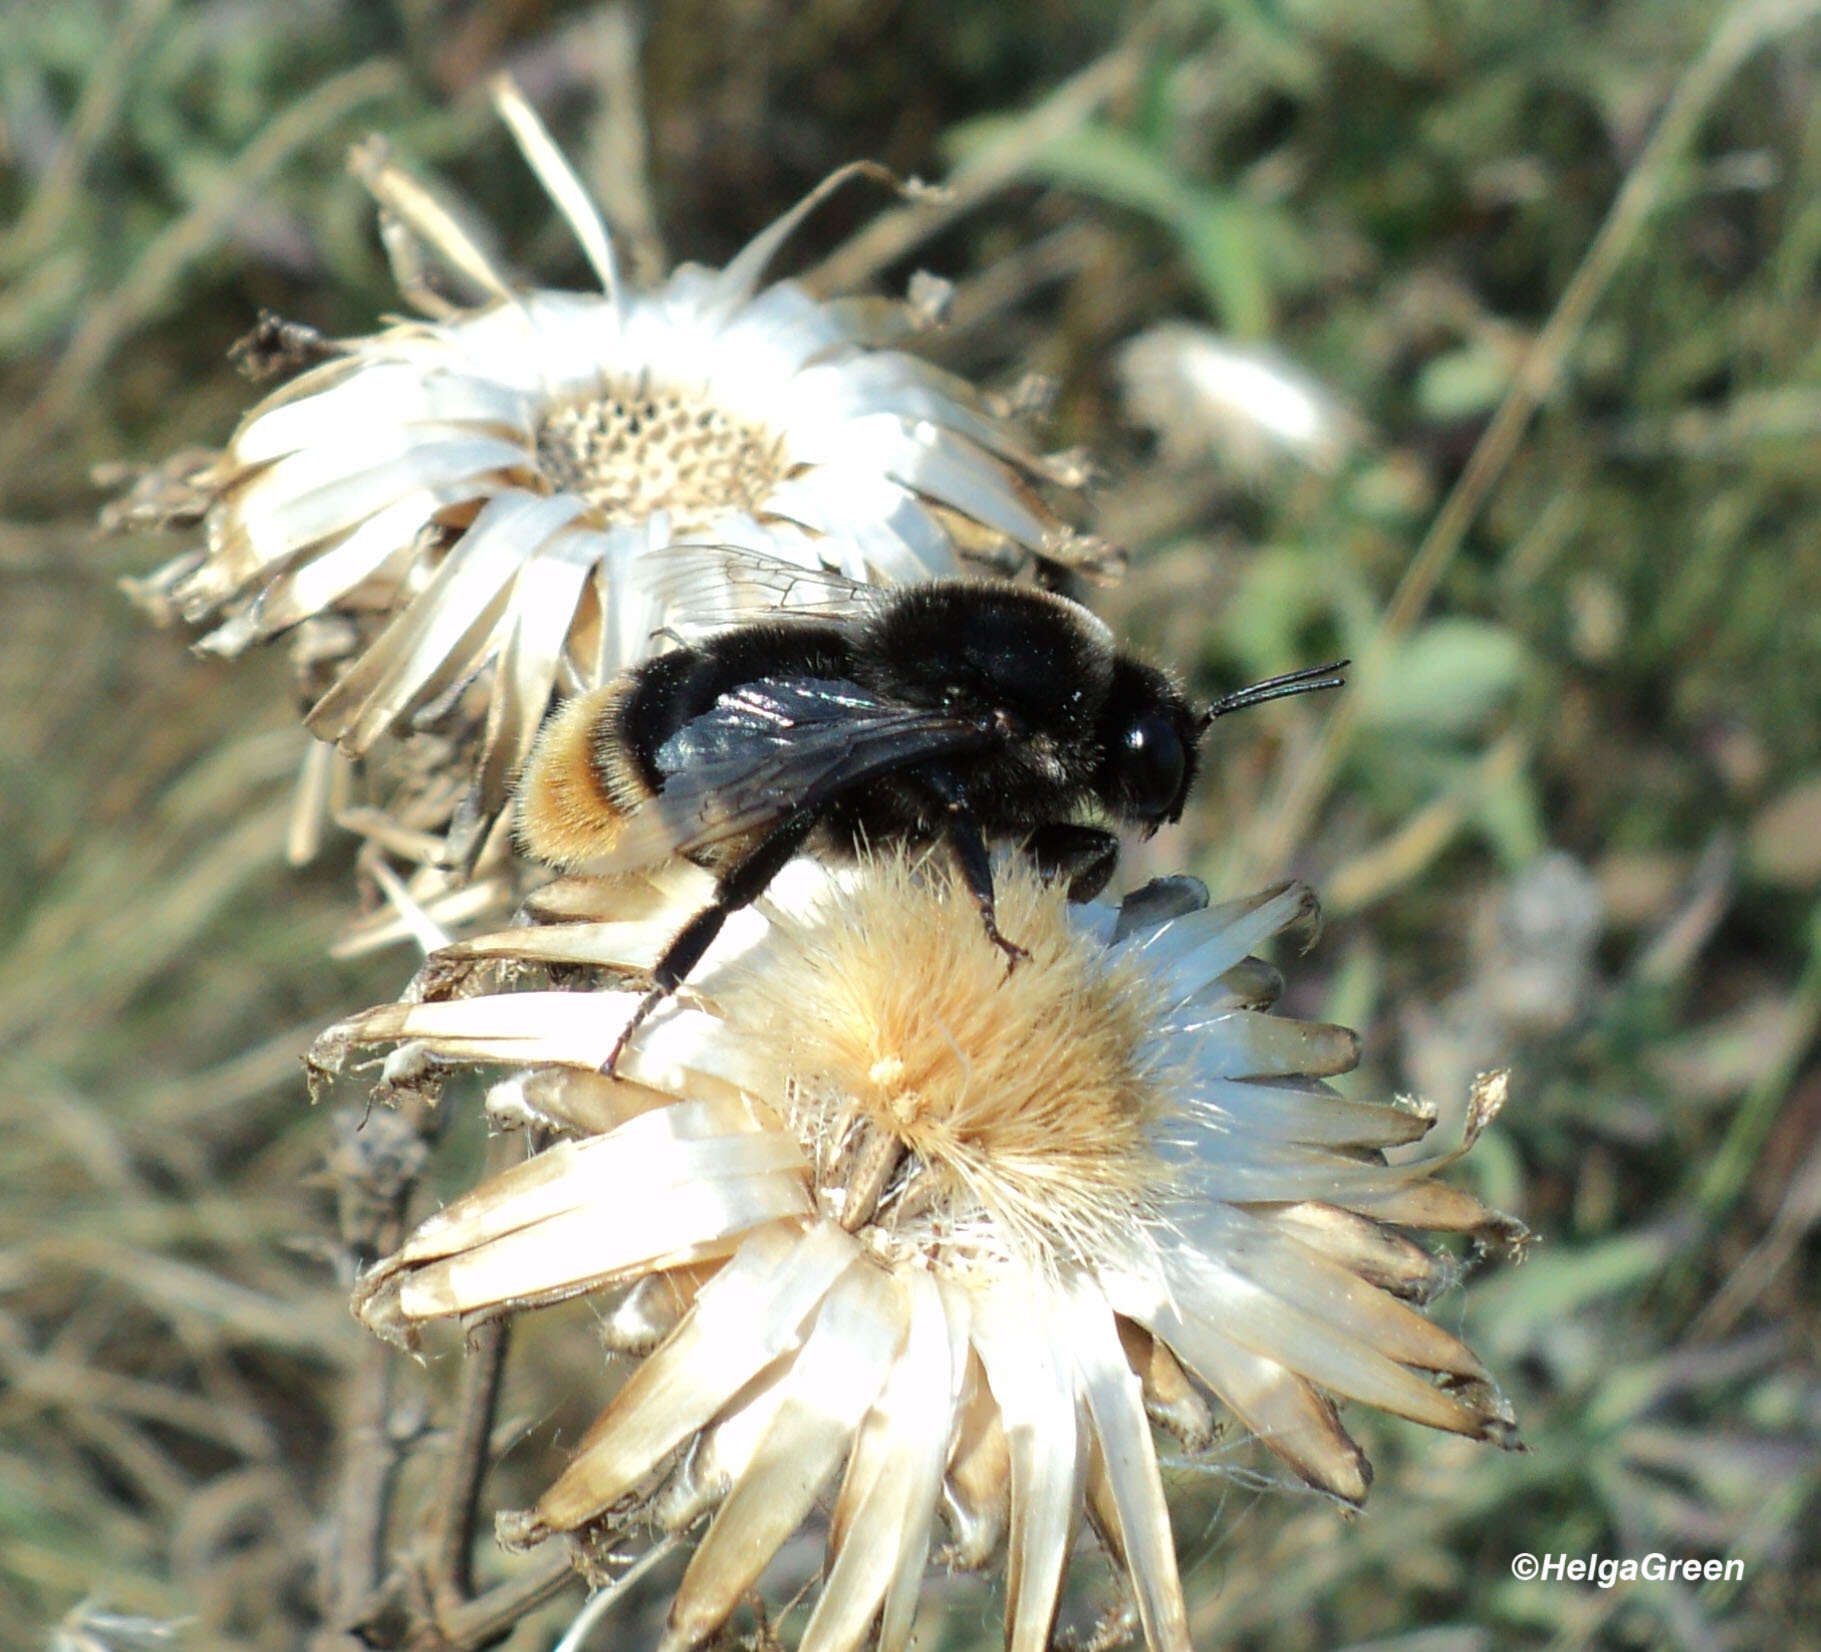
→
(780, 351, 1034, 468)
(971, 1277, 1084, 1652)
(688, 283, 853, 419)
(443, 889, 766, 977)
(662, 1258, 906, 1652)
(484, 1065, 679, 1137)
(336, 990, 768, 1095)
(763, 469, 961, 585)
(1187, 1128, 1503, 1216)
(400, 1096, 794, 1255)
(935, 1347, 1009, 1570)
(789, 414, 1052, 548)
(206, 489, 448, 646)
(802, 1267, 958, 1652)
(360, 1103, 807, 1328)
(533, 1221, 860, 1533)
(231, 362, 533, 465)
(492, 75, 621, 299)
(470, 524, 602, 820)
(1256, 1202, 1453, 1302)
(1176, 1205, 1488, 1378)
(600, 519, 670, 679)
(708, 163, 886, 312)
(880, 1278, 973, 1652)
(440, 292, 619, 401)
(1336, 1177, 1511, 1234)
(1189, 1076, 1430, 1151)
(658, 1357, 797, 1531)
(226, 434, 522, 570)
(352, 137, 514, 304)
(1155, 1239, 1491, 1436)
(1185, 1008, 1360, 1081)
(393, 1167, 803, 1322)
(304, 492, 576, 749)
(1063, 1276, 1189, 1652)
(1114, 882, 1313, 1004)
(1102, 1262, 1370, 1504)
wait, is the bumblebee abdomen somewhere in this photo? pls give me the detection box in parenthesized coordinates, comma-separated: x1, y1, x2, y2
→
(516, 677, 656, 869)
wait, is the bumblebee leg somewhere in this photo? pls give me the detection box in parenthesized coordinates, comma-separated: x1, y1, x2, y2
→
(603, 810, 818, 1074)
(951, 817, 1029, 971)
(1022, 822, 1120, 903)
(919, 772, 1028, 971)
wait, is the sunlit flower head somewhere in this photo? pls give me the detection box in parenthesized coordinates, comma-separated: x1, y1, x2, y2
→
(1117, 323, 1359, 478)
(114, 82, 1100, 872)
(319, 855, 1523, 1651)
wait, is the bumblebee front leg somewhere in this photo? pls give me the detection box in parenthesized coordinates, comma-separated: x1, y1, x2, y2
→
(603, 810, 818, 1075)
(922, 769, 1029, 971)
(1022, 822, 1120, 903)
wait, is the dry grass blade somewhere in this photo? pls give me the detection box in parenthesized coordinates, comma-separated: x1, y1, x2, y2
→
(804, 11, 1165, 293)
(0, 0, 179, 270)
(0, 57, 404, 501)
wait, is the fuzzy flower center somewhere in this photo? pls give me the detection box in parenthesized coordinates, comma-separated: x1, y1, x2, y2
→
(533, 381, 786, 530)
(722, 857, 1171, 1270)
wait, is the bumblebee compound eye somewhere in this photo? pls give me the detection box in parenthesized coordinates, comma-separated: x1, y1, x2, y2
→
(1119, 711, 1187, 822)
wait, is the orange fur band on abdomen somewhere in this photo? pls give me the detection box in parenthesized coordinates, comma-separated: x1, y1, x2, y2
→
(515, 679, 653, 869)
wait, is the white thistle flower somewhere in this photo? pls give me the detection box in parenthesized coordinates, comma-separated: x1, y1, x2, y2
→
(115, 82, 1097, 872)
(319, 856, 1523, 1652)
(1117, 323, 1359, 478)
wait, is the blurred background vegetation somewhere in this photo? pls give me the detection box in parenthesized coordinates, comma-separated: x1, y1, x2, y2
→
(3, 0, 1819, 1647)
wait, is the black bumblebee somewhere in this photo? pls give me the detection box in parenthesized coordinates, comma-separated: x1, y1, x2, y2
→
(517, 550, 1344, 1070)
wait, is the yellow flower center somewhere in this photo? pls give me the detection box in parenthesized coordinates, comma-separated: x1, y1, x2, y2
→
(534, 381, 786, 531)
(723, 856, 1171, 1269)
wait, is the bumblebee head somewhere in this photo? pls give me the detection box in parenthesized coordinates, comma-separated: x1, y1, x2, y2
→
(1100, 657, 1349, 830)
(1099, 661, 1202, 828)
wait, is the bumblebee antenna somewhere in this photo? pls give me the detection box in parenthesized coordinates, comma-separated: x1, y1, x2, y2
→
(1199, 660, 1349, 728)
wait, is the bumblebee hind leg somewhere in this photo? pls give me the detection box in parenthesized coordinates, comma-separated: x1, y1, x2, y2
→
(603, 809, 819, 1075)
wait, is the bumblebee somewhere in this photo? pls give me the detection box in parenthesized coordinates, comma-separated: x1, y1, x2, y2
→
(518, 551, 1344, 1070)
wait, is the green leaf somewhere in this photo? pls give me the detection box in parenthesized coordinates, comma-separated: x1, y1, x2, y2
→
(1175, 195, 1273, 340)
(1474, 763, 1547, 868)
(1358, 619, 1526, 737)
(1218, 544, 1340, 666)
(954, 119, 1276, 334)
(1415, 340, 1515, 421)
(1470, 1230, 1675, 1356)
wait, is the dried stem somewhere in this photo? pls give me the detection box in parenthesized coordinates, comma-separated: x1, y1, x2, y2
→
(429, 1318, 513, 1615)
(584, 6, 667, 284)
(312, 1100, 435, 1649)
(803, 11, 1164, 294)
(549, 1536, 681, 1652)
(0, 0, 177, 269)
(313, 1334, 407, 1650)
(306, 1072, 571, 1645)
(437, 1544, 583, 1651)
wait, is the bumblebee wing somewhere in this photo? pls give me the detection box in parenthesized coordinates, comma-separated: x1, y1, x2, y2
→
(593, 675, 989, 870)
(644, 545, 880, 636)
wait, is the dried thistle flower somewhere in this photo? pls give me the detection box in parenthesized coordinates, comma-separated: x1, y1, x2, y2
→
(49, 1601, 190, 1652)
(112, 81, 1096, 886)
(319, 854, 1523, 1652)
(1116, 323, 1360, 478)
